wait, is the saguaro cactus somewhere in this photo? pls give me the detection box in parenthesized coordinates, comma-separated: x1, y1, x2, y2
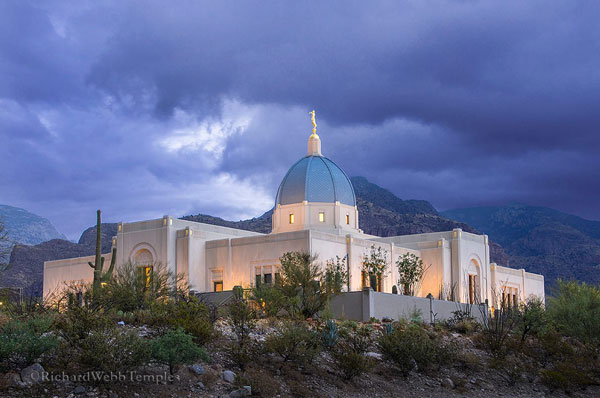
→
(88, 210, 116, 294)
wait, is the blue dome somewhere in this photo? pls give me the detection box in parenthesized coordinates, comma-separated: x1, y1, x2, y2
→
(275, 155, 356, 206)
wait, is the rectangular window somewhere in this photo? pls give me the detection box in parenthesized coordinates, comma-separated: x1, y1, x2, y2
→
(289, 213, 295, 224)
(211, 269, 224, 291)
(275, 272, 281, 284)
(346, 214, 350, 225)
(263, 273, 272, 284)
(319, 212, 325, 222)
(137, 266, 153, 289)
(255, 274, 262, 286)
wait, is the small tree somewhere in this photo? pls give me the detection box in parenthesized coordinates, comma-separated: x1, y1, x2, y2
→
(396, 253, 428, 296)
(361, 245, 388, 291)
(517, 296, 547, 344)
(324, 255, 349, 294)
(151, 328, 206, 375)
(226, 295, 257, 369)
(278, 252, 327, 318)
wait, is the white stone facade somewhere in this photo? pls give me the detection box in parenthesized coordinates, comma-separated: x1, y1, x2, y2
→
(43, 133, 545, 307)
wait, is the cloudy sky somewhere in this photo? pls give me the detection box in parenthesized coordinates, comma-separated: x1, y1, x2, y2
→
(1, 1, 599, 240)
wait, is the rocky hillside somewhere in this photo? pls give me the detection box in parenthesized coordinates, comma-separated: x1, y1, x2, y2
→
(0, 205, 65, 245)
(1, 224, 117, 296)
(443, 204, 600, 289)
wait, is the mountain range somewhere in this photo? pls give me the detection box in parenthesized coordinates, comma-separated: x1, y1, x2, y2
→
(442, 205, 600, 289)
(2, 177, 599, 295)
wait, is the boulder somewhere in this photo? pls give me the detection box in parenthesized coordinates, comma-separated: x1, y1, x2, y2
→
(365, 352, 383, 360)
(229, 388, 251, 397)
(0, 372, 25, 389)
(441, 378, 455, 389)
(20, 363, 45, 385)
(73, 385, 86, 394)
(223, 370, 236, 383)
(189, 364, 205, 375)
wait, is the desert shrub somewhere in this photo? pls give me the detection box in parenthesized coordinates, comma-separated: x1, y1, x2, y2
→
(265, 321, 321, 364)
(475, 305, 519, 358)
(540, 362, 595, 393)
(151, 328, 207, 375)
(0, 315, 58, 369)
(52, 306, 152, 375)
(3, 293, 53, 320)
(331, 323, 374, 379)
(250, 282, 287, 318)
(547, 280, 600, 347)
(277, 251, 346, 319)
(236, 367, 280, 397)
(535, 328, 599, 391)
(149, 297, 213, 345)
(456, 351, 483, 371)
(226, 296, 257, 369)
(76, 327, 151, 374)
(445, 309, 478, 334)
(98, 262, 187, 312)
(378, 323, 454, 376)
(516, 296, 547, 343)
(332, 351, 371, 380)
(53, 306, 112, 345)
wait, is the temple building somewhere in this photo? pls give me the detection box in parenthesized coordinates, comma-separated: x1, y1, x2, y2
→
(43, 114, 545, 309)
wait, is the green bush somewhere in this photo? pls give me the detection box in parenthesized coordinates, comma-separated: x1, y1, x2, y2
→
(277, 251, 346, 319)
(150, 297, 213, 345)
(547, 280, 600, 347)
(331, 323, 374, 379)
(265, 321, 321, 364)
(226, 296, 257, 369)
(54, 306, 112, 345)
(475, 306, 519, 358)
(250, 282, 287, 318)
(52, 307, 152, 375)
(378, 323, 454, 376)
(98, 262, 187, 312)
(151, 328, 207, 375)
(541, 362, 594, 392)
(236, 367, 280, 398)
(76, 327, 151, 374)
(332, 350, 371, 380)
(0, 315, 58, 369)
(516, 296, 547, 343)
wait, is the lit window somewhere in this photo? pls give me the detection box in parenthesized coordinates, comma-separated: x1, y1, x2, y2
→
(319, 212, 325, 222)
(346, 214, 350, 225)
(214, 281, 223, 292)
(137, 266, 153, 289)
(289, 213, 295, 224)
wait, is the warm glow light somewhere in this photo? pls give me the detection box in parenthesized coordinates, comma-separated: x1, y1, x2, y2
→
(100, 282, 107, 288)
(319, 212, 325, 222)
(346, 214, 350, 225)
(289, 213, 295, 224)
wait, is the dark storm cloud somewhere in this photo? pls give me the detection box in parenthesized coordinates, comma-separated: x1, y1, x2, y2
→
(0, 0, 599, 238)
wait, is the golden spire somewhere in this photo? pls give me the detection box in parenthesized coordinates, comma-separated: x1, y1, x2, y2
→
(309, 110, 319, 138)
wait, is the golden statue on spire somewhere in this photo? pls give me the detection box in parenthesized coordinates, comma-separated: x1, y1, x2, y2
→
(309, 110, 318, 138)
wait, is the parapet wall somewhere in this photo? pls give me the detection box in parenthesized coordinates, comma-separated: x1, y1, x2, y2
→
(329, 288, 488, 323)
